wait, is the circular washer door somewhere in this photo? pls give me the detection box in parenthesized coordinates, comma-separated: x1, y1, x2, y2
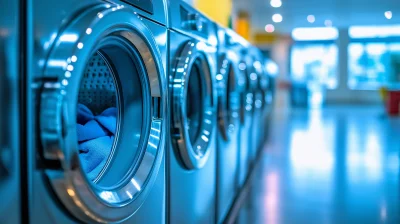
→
(216, 53, 242, 141)
(171, 41, 216, 170)
(253, 60, 264, 110)
(39, 4, 166, 223)
(258, 68, 270, 107)
(238, 60, 248, 125)
(238, 59, 257, 124)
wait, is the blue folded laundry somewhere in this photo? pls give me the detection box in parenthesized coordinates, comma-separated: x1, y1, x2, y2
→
(77, 104, 117, 181)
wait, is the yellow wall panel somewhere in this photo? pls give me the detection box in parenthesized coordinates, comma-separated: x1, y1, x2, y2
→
(235, 11, 250, 40)
(194, 0, 232, 27)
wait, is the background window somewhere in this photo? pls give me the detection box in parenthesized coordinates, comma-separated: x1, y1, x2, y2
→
(290, 44, 338, 89)
(348, 42, 400, 90)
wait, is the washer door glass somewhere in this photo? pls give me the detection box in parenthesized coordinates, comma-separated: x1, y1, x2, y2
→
(77, 47, 145, 187)
(171, 41, 216, 170)
(77, 51, 119, 183)
(186, 62, 204, 145)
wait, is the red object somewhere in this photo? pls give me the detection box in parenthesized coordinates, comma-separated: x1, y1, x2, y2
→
(387, 90, 400, 116)
(278, 80, 292, 89)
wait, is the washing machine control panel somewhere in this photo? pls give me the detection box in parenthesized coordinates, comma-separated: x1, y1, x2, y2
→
(180, 7, 209, 38)
(186, 13, 204, 32)
(121, 0, 154, 14)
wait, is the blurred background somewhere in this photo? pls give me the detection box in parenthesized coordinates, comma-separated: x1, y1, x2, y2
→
(186, 0, 400, 223)
(186, 0, 400, 109)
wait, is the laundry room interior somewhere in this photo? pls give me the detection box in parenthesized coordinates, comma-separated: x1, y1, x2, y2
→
(0, 0, 399, 223)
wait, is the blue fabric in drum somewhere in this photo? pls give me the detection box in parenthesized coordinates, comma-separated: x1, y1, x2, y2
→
(76, 104, 117, 181)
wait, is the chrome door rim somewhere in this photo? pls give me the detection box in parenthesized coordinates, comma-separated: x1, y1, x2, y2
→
(171, 41, 216, 170)
(238, 59, 249, 124)
(39, 4, 166, 223)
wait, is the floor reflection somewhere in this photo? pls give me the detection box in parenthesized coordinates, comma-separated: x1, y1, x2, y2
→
(238, 106, 400, 224)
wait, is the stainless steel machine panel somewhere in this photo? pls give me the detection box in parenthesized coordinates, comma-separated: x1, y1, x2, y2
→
(167, 1, 218, 223)
(249, 47, 266, 153)
(258, 58, 275, 148)
(215, 26, 247, 223)
(241, 49, 259, 169)
(27, 2, 168, 223)
(113, 0, 168, 25)
(238, 47, 258, 187)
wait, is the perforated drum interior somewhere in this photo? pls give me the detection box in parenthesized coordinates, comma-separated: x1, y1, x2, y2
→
(79, 51, 117, 115)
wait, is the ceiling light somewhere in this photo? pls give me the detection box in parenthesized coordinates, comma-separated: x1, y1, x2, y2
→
(385, 11, 392, 19)
(307, 15, 315, 23)
(270, 0, 282, 8)
(349, 25, 400, 39)
(272, 14, 283, 23)
(265, 24, 275, 33)
(324, 20, 332, 27)
(292, 27, 339, 41)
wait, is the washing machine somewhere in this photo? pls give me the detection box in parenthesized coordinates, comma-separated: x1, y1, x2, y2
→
(0, 1, 21, 223)
(239, 47, 259, 176)
(215, 26, 247, 223)
(167, 1, 218, 223)
(237, 45, 254, 187)
(258, 58, 277, 146)
(26, 1, 168, 223)
(249, 47, 266, 154)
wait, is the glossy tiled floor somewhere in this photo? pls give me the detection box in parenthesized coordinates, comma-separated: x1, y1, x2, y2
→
(238, 106, 400, 224)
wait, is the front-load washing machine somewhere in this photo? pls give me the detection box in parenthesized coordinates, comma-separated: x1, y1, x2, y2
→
(167, 1, 218, 223)
(0, 1, 21, 223)
(27, 1, 168, 223)
(215, 26, 247, 223)
(248, 47, 266, 154)
(258, 58, 276, 147)
(239, 47, 258, 178)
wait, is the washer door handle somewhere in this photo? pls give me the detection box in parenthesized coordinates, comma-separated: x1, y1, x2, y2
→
(40, 81, 68, 162)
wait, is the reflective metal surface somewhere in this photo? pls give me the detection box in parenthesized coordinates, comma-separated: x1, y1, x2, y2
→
(167, 0, 218, 47)
(258, 58, 276, 154)
(216, 49, 242, 141)
(0, 0, 20, 223)
(168, 31, 218, 224)
(238, 49, 259, 188)
(112, 0, 168, 25)
(167, 2, 218, 223)
(171, 40, 216, 170)
(249, 47, 267, 153)
(28, 1, 168, 223)
(38, 5, 166, 223)
(237, 63, 250, 183)
(238, 106, 400, 224)
(215, 26, 245, 223)
(243, 49, 260, 168)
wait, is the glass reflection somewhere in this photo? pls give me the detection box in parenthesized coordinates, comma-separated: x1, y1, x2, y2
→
(77, 51, 117, 182)
(186, 62, 203, 144)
